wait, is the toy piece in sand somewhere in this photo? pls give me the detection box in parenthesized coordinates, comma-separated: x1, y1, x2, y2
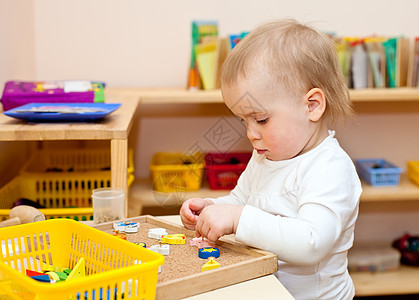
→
(148, 228, 168, 239)
(161, 234, 186, 244)
(190, 237, 216, 248)
(202, 257, 220, 272)
(199, 247, 220, 259)
(149, 244, 170, 255)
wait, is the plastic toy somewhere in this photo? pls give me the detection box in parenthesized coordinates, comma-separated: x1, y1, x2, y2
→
(148, 228, 168, 239)
(41, 264, 71, 273)
(67, 258, 85, 281)
(28, 266, 71, 283)
(30, 274, 53, 283)
(392, 233, 419, 266)
(55, 272, 68, 281)
(198, 247, 220, 259)
(41, 264, 55, 272)
(112, 230, 126, 240)
(26, 269, 45, 277)
(63, 268, 72, 275)
(201, 257, 220, 272)
(190, 237, 216, 248)
(46, 271, 60, 281)
(113, 221, 140, 233)
(125, 222, 140, 233)
(135, 242, 146, 248)
(149, 244, 170, 255)
(161, 234, 186, 244)
(0, 205, 45, 228)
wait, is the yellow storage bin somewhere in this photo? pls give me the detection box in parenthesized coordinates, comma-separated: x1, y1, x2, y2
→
(0, 148, 134, 221)
(0, 176, 93, 221)
(149, 152, 204, 193)
(408, 161, 419, 186)
(0, 219, 164, 300)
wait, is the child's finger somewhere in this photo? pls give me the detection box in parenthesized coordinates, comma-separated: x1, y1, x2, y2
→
(206, 228, 222, 242)
(188, 199, 208, 215)
(195, 229, 201, 238)
(180, 215, 195, 229)
(195, 217, 204, 238)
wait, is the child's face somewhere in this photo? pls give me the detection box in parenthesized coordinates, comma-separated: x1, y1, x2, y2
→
(222, 71, 321, 161)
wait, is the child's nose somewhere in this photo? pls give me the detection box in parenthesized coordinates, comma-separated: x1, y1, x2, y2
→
(247, 126, 261, 140)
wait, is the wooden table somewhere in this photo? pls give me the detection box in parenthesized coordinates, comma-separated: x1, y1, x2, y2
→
(0, 94, 140, 217)
(83, 214, 294, 299)
(158, 215, 294, 300)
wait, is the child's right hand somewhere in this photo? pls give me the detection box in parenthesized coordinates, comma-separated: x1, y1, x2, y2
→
(180, 198, 213, 230)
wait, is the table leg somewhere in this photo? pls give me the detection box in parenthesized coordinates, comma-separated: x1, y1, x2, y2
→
(111, 139, 128, 217)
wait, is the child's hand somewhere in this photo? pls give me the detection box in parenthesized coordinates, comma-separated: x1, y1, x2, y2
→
(195, 204, 244, 242)
(180, 198, 213, 230)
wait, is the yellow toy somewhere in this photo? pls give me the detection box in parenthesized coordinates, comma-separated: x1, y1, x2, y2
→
(161, 234, 186, 244)
(42, 264, 67, 273)
(67, 257, 85, 281)
(201, 257, 220, 272)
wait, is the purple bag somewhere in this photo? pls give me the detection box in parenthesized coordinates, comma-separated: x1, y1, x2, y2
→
(1, 80, 105, 111)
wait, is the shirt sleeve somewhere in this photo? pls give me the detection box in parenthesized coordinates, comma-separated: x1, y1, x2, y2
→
(235, 155, 361, 265)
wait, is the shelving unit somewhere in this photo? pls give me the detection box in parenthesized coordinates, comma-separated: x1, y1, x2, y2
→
(111, 87, 419, 297)
(106, 87, 419, 104)
(0, 94, 140, 217)
(361, 174, 419, 203)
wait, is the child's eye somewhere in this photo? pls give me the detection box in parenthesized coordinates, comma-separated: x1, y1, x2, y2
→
(256, 118, 268, 124)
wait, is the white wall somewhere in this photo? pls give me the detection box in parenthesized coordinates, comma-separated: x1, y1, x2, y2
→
(1, 0, 419, 243)
(28, 0, 419, 88)
(0, 0, 35, 86)
(0, 0, 36, 184)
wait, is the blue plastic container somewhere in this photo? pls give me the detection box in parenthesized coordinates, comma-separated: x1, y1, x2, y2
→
(355, 159, 402, 186)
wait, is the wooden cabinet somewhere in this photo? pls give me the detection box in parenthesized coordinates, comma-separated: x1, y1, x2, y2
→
(120, 87, 419, 296)
(0, 95, 140, 217)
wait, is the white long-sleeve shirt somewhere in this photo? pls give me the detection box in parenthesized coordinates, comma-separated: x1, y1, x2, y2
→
(209, 131, 362, 300)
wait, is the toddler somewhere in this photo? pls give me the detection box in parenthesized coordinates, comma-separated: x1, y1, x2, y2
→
(180, 19, 362, 300)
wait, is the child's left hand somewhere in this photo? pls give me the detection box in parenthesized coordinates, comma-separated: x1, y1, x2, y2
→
(195, 204, 244, 242)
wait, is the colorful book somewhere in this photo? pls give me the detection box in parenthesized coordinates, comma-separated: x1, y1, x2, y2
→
(188, 21, 218, 90)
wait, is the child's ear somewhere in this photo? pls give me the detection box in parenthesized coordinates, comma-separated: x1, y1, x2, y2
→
(305, 88, 326, 122)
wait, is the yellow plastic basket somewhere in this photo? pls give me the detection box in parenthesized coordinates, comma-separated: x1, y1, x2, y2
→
(0, 148, 134, 221)
(149, 152, 204, 193)
(0, 219, 164, 300)
(0, 176, 95, 222)
(408, 161, 419, 186)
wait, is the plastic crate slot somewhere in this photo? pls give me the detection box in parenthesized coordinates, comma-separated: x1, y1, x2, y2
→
(1, 240, 6, 258)
(32, 235, 39, 252)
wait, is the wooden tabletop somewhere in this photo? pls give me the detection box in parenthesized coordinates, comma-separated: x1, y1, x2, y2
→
(0, 95, 140, 141)
(158, 215, 294, 300)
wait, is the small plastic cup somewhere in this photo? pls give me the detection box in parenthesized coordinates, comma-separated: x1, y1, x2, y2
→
(92, 188, 124, 224)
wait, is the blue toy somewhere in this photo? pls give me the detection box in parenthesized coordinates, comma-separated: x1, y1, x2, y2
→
(198, 247, 220, 259)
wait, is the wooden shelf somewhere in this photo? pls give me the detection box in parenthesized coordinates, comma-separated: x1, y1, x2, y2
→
(361, 174, 419, 203)
(106, 87, 419, 104)
(350, 88, 419, 102)
(351, 266, 419, 296)
(0, 96, 141, 217)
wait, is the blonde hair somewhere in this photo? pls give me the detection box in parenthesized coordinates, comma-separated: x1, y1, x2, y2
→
(221, 19, 352, 125)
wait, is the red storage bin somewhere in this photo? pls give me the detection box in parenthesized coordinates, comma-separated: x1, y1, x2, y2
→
(205, 152, 252, 190)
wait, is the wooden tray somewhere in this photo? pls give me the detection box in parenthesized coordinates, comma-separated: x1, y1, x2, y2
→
(93, 215, 278, 299)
